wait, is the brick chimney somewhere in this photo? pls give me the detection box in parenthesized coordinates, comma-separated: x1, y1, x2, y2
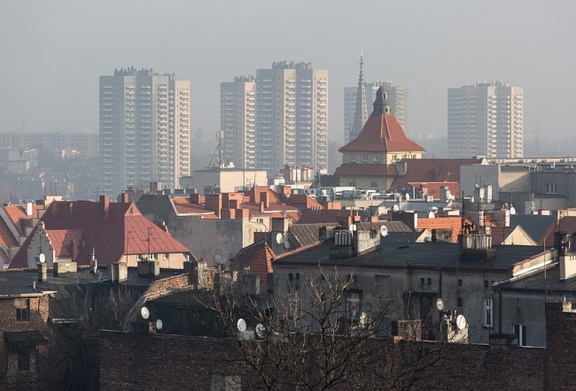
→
(100, 195, 110, 221)
(261, 192, 269, 208)
(120, 192, 129, 203)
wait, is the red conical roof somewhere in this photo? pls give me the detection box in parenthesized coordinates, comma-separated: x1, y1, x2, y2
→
(339, 86, 425, 153)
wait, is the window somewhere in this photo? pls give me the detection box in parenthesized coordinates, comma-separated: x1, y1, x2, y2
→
(375, 275, 391, 297)
(420, 277, 425, 285)
(427, 278, 432, 286)
(513, 324, 527, 346)
(363, 154, 368, 163)
(15, 298, 30, 322)
(458, 279, 463, 287)
(457, 297, 464, 309)
(346, 291, 361, 320)
(483, 299, 493, 328)
(545, 183, 557, 194)
(370, 182, 378, 188)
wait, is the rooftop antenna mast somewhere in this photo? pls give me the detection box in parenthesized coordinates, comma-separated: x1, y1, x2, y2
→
(207, 130, 230, 170)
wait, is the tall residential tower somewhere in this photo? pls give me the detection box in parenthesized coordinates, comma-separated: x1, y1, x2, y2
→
(255, 61, 328, 174)
(447, 81, 523, 158)
(99, 68, 191, 196)
(220, 76, 256, 169)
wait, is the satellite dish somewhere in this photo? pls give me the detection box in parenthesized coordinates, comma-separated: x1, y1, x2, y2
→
(275, 233, 284, 244)
(236, 318, 246, 333)
(428, 211, 435, 219)
(456, 314, 467, 330)
(140, 306, 150, 320)
(155, 319, 163, 330)
(38, 253, 46, 264)
(255, 323, 266, 338)
(485, 225, 492, 235)
(436, 298, 445, 311)
(393, 204, 400, 212)
(380, 225, 388, 237)
(284, 241, 291, 250)
(509, 206, 516, 215)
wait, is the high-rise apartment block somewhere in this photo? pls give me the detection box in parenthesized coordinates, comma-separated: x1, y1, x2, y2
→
(99, 68, 191, 196)
(220, 76, 256, 169)
(447, 81, 523, 159)
(250, 61, 328, 174)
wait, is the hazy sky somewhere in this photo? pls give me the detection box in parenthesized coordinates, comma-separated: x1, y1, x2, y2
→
(1, 0, 575, 146)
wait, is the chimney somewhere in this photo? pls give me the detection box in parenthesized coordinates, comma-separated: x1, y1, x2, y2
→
(259, 202, 265, 212)
(38, 263, 48, 282)
(99, 195, 110, 221)
(261, 192, 269, 208)
(25, 201, 33, 217)
(120, 192, 129, 203)
(71, 240, 81, 261)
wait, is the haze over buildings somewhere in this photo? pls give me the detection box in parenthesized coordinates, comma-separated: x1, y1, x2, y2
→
(1, 1, 573, 156)
(99, 67, 191, 196)
(448, 81, 523, 159)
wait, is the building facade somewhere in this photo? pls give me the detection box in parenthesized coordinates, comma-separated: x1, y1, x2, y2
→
(255, 61, 328, 175)
(99, 67, 191, 196)
(220, 76, 256, 169)
(447, 81, 523, 159)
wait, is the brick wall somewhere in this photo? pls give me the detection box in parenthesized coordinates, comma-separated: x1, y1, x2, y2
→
(545, 301, 576, 390)
(99, 331, 249, 391)
(99, 329, 546, 391)
(0, 295, 52, 390)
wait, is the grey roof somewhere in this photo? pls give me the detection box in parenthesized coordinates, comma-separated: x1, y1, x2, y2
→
(275, 240, 548, 273)
(510, 214, 556, 244)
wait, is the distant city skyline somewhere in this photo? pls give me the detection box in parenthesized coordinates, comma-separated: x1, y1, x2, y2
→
(1, 1, 574, 154)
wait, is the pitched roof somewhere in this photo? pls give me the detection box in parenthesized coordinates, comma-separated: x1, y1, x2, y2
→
(230, 240, 276, 294)
(3, 204, 44, 236)
(391, 158, 484, 191)
(10, 199, 193, 268)
(417, 217, 473, 243)
(510, 214, 556, 245)
(339, 87, 425, 153)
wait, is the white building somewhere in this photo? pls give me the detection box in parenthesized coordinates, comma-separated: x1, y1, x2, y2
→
(99, 67, 191, 196)
(255, 61, 328, 175)
(447, 81, 523, 159)
(220, 76, 256, 169)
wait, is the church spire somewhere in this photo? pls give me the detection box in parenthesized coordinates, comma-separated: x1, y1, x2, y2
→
(350, 50, 368, 141)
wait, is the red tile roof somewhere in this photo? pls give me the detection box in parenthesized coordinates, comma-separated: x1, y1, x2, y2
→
(10, 199, 193, 268)
(339, 87, 425, 154)
(231, 240, 276, 294)
(3, 204, 45, 236)
(417, 217, 473, 243)
(391, 158, 484, 191)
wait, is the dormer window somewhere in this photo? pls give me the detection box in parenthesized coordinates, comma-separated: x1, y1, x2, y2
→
(363, 154, 368, 163)
(350, 155, 356, 163)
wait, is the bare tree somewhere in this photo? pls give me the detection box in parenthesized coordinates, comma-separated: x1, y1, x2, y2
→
(47, 284, 141, 391)
(199, 266, 450, 391)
